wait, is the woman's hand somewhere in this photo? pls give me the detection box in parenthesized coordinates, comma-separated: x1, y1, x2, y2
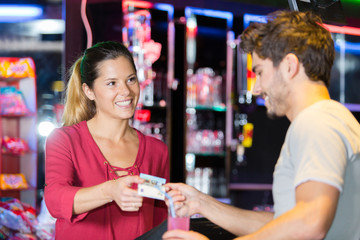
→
(163, 230, 209, 240)
(109, 175, 144, 211)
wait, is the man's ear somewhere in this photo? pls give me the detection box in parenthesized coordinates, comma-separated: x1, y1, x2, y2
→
(82, 83, 95, 101)
(283, 53, 299, 79)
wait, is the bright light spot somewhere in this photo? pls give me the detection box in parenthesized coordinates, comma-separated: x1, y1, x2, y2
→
(33, 19, 65, 34)
(38, 121, 55, 137)
(159, 99, 166, 107)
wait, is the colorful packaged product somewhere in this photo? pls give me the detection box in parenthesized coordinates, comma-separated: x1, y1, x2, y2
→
(1, 136, 29, 155)
(0, 174, 28, 190)
(0, 86, 29, 115)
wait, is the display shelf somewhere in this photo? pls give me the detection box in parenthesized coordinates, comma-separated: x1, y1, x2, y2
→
(188, 152, 226, 158)
(191, 105, 227, 112)
(0, 113, 36, 118)
(0, 57, 38, 208)
(0, 185, 36, 192)
(121, 0, 175, 144)
(1, 151, 35, 156)
(183, 7, 234, 198)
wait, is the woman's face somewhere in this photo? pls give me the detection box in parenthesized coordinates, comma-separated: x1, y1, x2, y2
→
(84, 56, 140, 121)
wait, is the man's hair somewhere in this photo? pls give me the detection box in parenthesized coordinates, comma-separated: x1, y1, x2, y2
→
(240, 11, 335, 87)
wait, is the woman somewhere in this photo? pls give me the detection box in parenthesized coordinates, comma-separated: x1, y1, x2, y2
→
(44, 41, 169, 239)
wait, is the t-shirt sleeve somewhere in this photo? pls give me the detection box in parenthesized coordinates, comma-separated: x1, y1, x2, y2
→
(153, 142, 169, 227)
(44, 128, 88, 223)
(290, 113, 347, 192)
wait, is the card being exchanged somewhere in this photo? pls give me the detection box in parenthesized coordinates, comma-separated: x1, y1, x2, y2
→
(138, 173, 166, 200)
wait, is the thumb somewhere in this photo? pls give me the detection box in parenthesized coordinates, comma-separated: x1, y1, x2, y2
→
(123, 175, 144, 186)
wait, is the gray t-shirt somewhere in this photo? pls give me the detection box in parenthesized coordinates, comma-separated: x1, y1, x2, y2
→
(273, 100, 360, 240)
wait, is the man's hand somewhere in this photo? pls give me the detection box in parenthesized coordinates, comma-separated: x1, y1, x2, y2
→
(165, 183, 203, 217)
(163, 230, 209, 240)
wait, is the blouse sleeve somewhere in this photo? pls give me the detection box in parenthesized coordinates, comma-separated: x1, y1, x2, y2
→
(153, 144, 170, 227)
(44, 128, 88, 223)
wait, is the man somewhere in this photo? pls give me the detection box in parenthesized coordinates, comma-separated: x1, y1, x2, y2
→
(163, 10, 360, 240)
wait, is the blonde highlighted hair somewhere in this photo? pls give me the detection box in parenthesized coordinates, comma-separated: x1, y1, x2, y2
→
(62, 58, 96, 126)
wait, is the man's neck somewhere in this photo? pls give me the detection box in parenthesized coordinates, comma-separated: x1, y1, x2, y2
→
(286, 80, 330, 122)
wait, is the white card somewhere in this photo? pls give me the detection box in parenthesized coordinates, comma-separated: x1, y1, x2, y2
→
(138, 173, 166, 200)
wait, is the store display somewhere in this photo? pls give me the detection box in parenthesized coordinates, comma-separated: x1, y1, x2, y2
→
(183, 7, 234, 198)
(0, 57, 38, 208)
(0, 197, 54, 240)
(122, 1, 175, 144)
(123, 6, 160, 107)
(0, 198, 36, 238)
(186, 68, 224, 108)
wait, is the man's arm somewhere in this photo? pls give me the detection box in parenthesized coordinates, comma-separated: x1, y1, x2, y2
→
(235, 181, 339, 240)
(166, 183, 274, 236)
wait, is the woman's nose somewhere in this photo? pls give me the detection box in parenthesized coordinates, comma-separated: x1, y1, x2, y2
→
(117, 83, 130, 96)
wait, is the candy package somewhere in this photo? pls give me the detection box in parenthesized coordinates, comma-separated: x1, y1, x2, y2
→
(0, 198, 55, 240)
(0, 198, 37, 237)
(0, 174, 28, 190)
(1, 136, 29, 155)
(0, 86, 29, 115)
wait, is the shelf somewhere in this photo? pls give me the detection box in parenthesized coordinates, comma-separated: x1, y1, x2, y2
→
(141, 104, 167, 109)
(229, 183, 273, 191)
(187, 105, 227, 112)
(187, 152, 226, 157)
(1, 150, 36, 157)
(0, 185, 36, 192)
(0, 112, 36, 118)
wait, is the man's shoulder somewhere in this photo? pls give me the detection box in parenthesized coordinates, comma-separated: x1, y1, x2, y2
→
(295, 100, 358, 127)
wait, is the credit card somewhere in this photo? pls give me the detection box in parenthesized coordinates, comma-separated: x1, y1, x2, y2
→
(138, 173, 166, 200)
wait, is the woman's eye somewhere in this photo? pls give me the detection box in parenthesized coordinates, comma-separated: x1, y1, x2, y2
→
(128, 76, 137, 84)
(107, 81, 116, 86)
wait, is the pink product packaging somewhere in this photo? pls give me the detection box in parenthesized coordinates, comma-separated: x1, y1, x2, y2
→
(0, 86, 29, 115)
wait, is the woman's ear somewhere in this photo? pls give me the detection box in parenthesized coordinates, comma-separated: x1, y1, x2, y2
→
(283, 53, 299, 79)
(82, 83, 95, 101)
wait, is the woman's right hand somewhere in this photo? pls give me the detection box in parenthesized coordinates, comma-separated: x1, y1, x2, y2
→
(109, 175, 144, 211)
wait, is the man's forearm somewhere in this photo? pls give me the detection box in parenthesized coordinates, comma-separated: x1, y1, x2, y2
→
(198, 193, 274, 236)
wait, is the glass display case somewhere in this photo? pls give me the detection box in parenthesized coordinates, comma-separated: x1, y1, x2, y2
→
(183, 7, 234, 199)
(229, 13, 290, 210)
(122, 0, 175, 144)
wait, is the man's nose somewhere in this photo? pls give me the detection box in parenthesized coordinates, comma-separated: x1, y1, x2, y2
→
(252, 79, 262, 96)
